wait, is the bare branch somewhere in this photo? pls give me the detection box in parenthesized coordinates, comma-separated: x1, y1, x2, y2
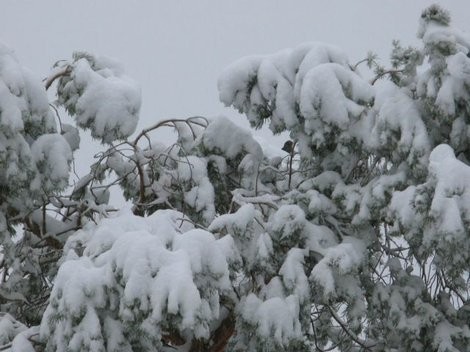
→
(44, 66, 71, 90)
(327, 305, 376, 350)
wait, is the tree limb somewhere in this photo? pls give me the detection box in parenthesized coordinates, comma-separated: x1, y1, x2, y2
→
(327, 305, 376, 350)
(44, 66, 71, 90)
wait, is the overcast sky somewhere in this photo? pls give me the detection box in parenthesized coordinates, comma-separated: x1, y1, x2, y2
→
(1, 1, 469, 195)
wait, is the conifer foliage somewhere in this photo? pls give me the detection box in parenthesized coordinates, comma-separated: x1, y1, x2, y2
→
(0, 5, 469, 352)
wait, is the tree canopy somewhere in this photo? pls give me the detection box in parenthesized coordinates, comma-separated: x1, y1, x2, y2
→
(0, 5, 469, 352)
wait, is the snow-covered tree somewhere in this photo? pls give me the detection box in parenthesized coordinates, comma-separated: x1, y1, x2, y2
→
(216, 5, 470, 351)
(1, 4, 469, 352)
(0, 44, 73, 328)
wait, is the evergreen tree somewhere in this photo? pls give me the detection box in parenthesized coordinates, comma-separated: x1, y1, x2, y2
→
(1, 5, 469, 352)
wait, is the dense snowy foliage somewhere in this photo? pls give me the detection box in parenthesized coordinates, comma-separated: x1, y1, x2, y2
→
(55, 52, 141, 144)
(0, 5, 469, 352)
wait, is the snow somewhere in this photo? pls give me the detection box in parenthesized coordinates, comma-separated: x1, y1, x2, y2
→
(9, 326, 38, 352)
(173, 229, 231, 283)
(59, 53, 141, 144)
(68, 307, 105, 351)
(310, 237, 365, 298)
(371, 80, 430, 165)
(388, 143, 470, 281)
(178, 156, 206, 182)
(31, 134, 72, 191)
(434, 320, 470, 352)
(41, 208, 241, 349)
(389, 185, 417, 228)
(240, 294, 303, 346)
(218, 41, 373, 161)
(61, 123, 80, 151)
(209, 203, 257, 235)
(435, 51, 470, 115)
(300, 63, 373, 130)
(0, 80, 23, 132)
(255, 232, 274, 261)
(427, 144, 469, 241)
(200, 117, 263, 162)
(218, 55, 263, 111)
(177, 156, 216, 222)
(257, 50, 290, 101)
(2, 5, 470, 350)
(417, 10, 470, 134)
(0, 314, 26, 345)
(268, 204, 306, 241)
(279, 249, 309, 302)
(198, 117, 264, 191)
(149, 250, 201, 329)
(0, 41, 73, 218)
(102, 317, 132, 352)
(0, 43, 56, 137)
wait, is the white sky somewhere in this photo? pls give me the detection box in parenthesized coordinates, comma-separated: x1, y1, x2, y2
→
(1, 1, 469, 194)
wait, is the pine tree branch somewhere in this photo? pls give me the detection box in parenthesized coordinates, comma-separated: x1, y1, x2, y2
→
(44, 66, 71, 90)
(132, 116, 208, 147)
(370, 69, 404, 85)
(0, 343, 12, 351)
(311, 314, 339, 352)
(208, 314, 235, 352)
(327, 305, 376, 350)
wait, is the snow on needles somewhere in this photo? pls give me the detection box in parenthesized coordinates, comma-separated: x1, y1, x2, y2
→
(57, 52, 141, 144)
(31, 134, 72, 192)
(218, 42, 374, 170)
(389, 144, 470, 275)
(218, 42, 372, 136)
(40, 208, 240, 351)
(0, 42, 72, 213)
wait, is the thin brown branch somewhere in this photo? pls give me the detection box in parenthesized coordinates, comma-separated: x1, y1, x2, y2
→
(44, 66, 71, 90)
(133, 117, 208, 147)
(287, 141, 297, 190)
(327, 305, 376, 350)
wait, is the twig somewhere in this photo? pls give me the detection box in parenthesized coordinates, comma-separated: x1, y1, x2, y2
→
(310, 314, 339, 352)
(44, 66, 71, 90)
(133, 117, 208, 147)
(287, 141, 297, 190)
(327, 305, 376, 350)
(370, 69, 404, 85)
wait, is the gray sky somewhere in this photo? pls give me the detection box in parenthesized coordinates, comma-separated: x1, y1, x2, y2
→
(1, 1, 469, 194)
